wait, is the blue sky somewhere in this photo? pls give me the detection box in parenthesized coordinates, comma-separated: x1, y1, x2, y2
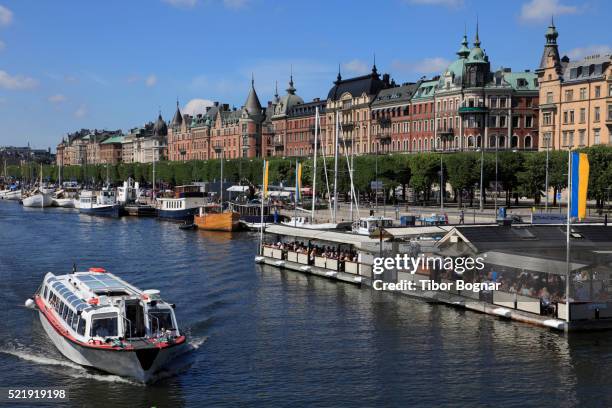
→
(0, 0, 610, 149)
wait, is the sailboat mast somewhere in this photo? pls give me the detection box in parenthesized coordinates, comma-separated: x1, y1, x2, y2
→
(220, 150, 224, 204)
(311, 107, 318, 221)
(333, 110, 339, 223)
(259, 161, 265, 256)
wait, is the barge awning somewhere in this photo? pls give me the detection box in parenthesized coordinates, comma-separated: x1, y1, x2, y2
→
(264, 225, 380, 248)
(481, 251, 589, 275)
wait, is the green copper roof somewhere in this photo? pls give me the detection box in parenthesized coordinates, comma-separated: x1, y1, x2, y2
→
(101, 136, 124, 144)
(502, 71, 538, 91)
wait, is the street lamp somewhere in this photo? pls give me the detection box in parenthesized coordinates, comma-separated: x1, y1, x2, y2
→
(214, 144, 224, 203)
(544, 133, 551, 212)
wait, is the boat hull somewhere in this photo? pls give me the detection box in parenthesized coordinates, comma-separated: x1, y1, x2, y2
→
(22, 193, 54, 207)
(194, 211, 240, 232)
(157, 208, 199, 222)
(0, 190, 21, 200)
(79, 204, 121, 218)
(53, 198, 75, 208)
(37, 309, 187, 383)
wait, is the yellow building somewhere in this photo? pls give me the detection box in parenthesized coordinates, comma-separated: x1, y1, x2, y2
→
(537, 20, 612, 150)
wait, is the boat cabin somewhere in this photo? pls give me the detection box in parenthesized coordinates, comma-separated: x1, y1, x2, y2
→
(353, 216, 394, 235)
(39, 269, 179, 342)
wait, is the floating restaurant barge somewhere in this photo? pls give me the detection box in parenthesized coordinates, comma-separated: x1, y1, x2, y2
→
(257, 223, 612, 332)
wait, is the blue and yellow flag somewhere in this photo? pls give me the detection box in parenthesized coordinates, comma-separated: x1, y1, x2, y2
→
(263, 160, 269, 198)
(295, 162, 302, 202)
(569, 151, 589, 220)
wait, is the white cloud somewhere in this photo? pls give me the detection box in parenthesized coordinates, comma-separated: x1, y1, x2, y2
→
(145, 74, 157, 87)
(0, 70, 38, 90)
(392, 57, 450, 74)
(48, 94, 67, 104)
(0, 5, 13, 27)
(223, 0, 249, 9)
(183, 98, 214, 115)
(566, 45, 612, 60)
(519, 0, 578, 22)
(74, 105, 87, 118)
(405, 0, 463, 7)
(343, 59, 369, 75)
(162, 0, 197, 8)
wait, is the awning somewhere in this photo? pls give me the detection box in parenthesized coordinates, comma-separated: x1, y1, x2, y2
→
(481, 251, 589, 275)
(265, 224, 379, 248)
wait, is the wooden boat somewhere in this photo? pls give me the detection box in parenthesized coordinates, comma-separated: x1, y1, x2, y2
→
(194, 204, 240, 232)
(179, 222, 197, 230)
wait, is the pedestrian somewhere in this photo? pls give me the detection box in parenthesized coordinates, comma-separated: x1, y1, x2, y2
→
(459, 209, 465, 225)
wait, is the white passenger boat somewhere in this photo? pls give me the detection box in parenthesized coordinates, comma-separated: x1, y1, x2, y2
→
(26, 268, 187, 383)
(157, 185, 208, 221)
(281, 216, 338, 230)
(52, 189, 76, 208)
(79, 188, 121, 217)
(352, 216, 394, 235)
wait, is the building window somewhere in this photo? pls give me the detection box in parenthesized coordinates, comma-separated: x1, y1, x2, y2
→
(546, 92, 553, 104)
(499, 98, 506, 108)
(525, 135, 532, 149)
(579, 87, 587, 100)
(609, 84, 612, 97)
(512, 116, 520, 128)
(569, 131, 575, 146)
(580, 108, 586, 124)
(579, 129, 586, 146)
(595, 107, 601, 122)
(499, 116, 507, 128)
(490, 97, 497, 107)
(569, 110, 575, 124)
(565, 89, 573, 102)
(562, 131, 568, 146)
(525, 116, 533, 128)
(594, 128, 601, 145)
(608, 104, 612, 121)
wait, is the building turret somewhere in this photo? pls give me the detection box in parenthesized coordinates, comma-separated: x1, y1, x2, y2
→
(171, 100, 183, 128)
(244, 76, 262, 117)
(538, 17, 561, 71)
(153, 112, 168, 137)
(457, 30, 470, 59)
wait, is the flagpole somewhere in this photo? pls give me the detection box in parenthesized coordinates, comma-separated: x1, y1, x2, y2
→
(294, 159, 298, 227)
(333, 110, 339, 223)
(311, 107, 318, 222)
(565, 148, 572, 323)
(259, 160, 265, 256)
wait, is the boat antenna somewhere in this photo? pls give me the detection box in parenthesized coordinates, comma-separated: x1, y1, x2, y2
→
(72, 263, 77, 273)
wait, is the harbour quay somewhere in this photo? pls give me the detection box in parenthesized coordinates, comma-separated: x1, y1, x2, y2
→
(257, 222, 612, 332)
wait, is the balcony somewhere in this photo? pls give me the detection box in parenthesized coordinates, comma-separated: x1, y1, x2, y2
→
(309, 136, 320, 147)
(458, 105, 489, 114)
(339, 136, 353, 146)
(341, 120, 354, 131)
(272, 137, 284, 149)
(375, 133, 391, 143)
(438, 128, 454, 136)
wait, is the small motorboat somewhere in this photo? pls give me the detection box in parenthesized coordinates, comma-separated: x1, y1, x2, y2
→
(79, 188, 121, 218)
(179, 222, 197, 230)
(26, 267, 187, 383)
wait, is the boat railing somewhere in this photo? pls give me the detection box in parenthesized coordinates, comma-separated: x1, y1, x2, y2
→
(262, 245, 372, 277)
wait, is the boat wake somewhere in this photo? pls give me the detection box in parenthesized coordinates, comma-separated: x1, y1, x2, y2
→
(0, 344, 139, 385)
(1, 336, 208, 385)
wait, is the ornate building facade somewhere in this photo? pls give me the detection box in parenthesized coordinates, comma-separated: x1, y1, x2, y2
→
(537, 20, 612, 150)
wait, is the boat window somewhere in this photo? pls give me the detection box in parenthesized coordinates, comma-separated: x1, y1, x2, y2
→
(90, 314, 119, 338)
(62, 304, 69, 320)
(77, 317, 86, 336)
(43, 286, 48, 299)
(70, 313, 79, 331)
(149, 309, 174, 335)
(66, 310, 74, 326)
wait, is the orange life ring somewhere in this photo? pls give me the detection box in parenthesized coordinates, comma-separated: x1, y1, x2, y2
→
(89, 267, 106, 273)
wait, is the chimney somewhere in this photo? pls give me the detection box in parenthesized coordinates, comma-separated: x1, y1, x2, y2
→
(223, 103, 230, 111)
(214, 101, 219, 107)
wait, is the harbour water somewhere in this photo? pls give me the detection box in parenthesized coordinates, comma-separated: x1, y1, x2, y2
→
(2, 202, 612, 407)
